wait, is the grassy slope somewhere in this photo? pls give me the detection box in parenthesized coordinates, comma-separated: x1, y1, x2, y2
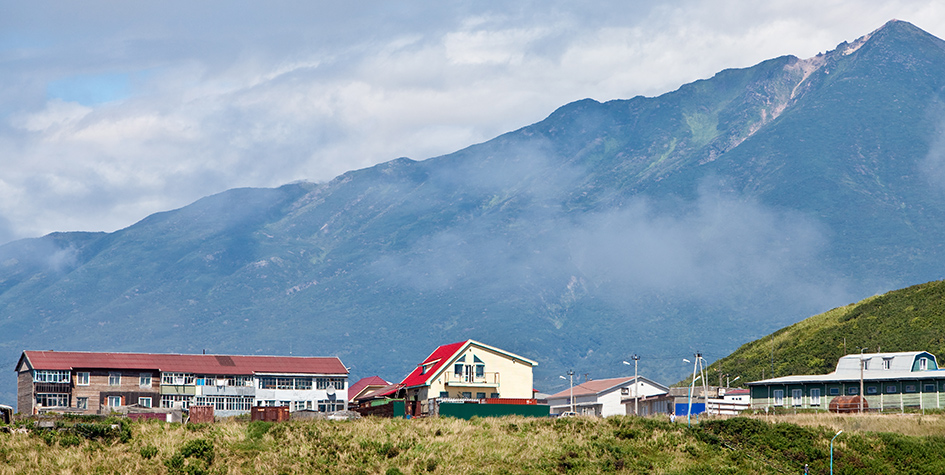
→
(3, 415, 945, 474)
(704, 280, 945, 384)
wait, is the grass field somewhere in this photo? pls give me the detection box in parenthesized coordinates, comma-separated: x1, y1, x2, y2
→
(2, 413, 945, 474)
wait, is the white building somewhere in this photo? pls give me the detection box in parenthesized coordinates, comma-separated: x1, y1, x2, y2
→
(547, 376, 669, 417)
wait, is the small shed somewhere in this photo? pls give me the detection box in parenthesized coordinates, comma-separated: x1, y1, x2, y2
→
(189, 405, 215, 424)
(251, 406, 290, 422)
(828, 395, 867, 413)
(0, 404, 13, 424)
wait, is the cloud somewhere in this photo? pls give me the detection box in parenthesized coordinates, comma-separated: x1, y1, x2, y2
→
(2, 1, 945, 245)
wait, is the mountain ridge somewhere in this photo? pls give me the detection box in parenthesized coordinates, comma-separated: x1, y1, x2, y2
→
(3, 20, 945, 405)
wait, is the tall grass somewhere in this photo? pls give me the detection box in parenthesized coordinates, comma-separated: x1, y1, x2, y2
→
(2, 413, 945, 474)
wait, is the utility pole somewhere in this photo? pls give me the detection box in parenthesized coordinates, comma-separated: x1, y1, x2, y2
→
(859, 348, 866, 413)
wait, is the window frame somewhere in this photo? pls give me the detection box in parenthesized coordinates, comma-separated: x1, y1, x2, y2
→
(76, 372, 90, 386)
(139, 373, 152, 388)
(107, 396, 122, 407)
(810, 388, 821, 406)
(76, 397, 89, 410)
(139, 397, 152, 408)
(773, 389, 784, 406)
(791, 389, 803, 407)
(108, 372, 121, 386)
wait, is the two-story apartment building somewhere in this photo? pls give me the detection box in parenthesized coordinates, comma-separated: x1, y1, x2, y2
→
(748, 351, 945, 412)
(16, 351, 348, 417)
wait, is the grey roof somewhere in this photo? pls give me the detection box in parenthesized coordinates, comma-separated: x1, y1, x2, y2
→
(748, 351, 944, 385)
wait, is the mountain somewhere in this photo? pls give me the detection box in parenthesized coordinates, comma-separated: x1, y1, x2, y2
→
(702, 279, 945, 385)
(3, 20, 945, 405)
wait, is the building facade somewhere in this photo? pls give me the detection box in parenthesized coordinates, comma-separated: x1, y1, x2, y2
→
(400, 340, 538, 416)
(547, 376, 670, 417)
(748, 351, 945, 412)
(16, 351, 348, 416)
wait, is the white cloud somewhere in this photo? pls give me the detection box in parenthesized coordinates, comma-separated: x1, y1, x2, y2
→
(1, 1, 945, 243)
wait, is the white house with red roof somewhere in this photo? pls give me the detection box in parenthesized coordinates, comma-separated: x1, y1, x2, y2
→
(348, 376, 392, 404)
(16, 350, 348, 417)
(399, 340, 537, 416)
(546, 376, 669, 417)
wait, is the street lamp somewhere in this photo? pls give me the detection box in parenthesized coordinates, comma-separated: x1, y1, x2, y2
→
(623, 355, 640, 416)
(830, 430, 843, 475)
(559, 370, 575, 414)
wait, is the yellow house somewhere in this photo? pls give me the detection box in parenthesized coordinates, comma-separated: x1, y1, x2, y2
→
(400, 340, 537, 411)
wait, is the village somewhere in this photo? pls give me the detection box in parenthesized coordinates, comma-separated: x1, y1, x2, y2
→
(10, 339, 945, 424)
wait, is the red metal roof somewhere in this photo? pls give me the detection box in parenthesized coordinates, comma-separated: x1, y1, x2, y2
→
(18, 351, 347, 375)
(348, 375, 392, 401)
(400, 340, 468, 388)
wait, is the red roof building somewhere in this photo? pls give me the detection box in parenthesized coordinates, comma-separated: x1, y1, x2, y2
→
(16, 350, 348, 416)
(398, 340, 537, 416)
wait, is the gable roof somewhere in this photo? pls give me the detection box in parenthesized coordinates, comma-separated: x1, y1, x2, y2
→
(16, 351, 347, 376)
(546, 376, 669, 399)
(348, 376, 392, 401)
(547, 377, 635, 399)
(400, 340, 537, 388)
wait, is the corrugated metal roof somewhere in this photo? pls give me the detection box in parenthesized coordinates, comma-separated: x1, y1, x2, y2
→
(401, 341, 467, 388)
(748, 351, 943, 386)
(18, 351, 347, 375)
(546, 377, 636, 399)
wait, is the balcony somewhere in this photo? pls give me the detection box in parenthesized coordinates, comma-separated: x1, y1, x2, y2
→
(443, 372, 499, 388)
(34, 383, 71, 394)
(198, 385, 255, 397)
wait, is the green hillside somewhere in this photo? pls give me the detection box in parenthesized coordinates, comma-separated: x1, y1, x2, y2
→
(706, 280, 945, 385)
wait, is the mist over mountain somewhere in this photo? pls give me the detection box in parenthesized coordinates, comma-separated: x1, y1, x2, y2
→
(3, 20, 945, 404)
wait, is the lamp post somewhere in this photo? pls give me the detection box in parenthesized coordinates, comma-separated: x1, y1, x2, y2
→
(623, 355, 640, 416)
(559, 370, 575, 414)
(830, 430, 843, 475)
(729, 375, 740, 387)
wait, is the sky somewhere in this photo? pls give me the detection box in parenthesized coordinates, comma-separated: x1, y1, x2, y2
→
(2, 1, 945, 245)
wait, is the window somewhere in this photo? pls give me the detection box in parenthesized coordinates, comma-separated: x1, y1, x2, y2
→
(847, 387, 858, 395)
(33, 370, 70, 383)
(863, 359, 870, 370)
(77, 372, 90, 386)
(490, 393, 500, 399)
(828, 387, 840, 396)
(140, 373, 152, 388)
(476, 392, 486, 399)
(108, 372, 121, 386)
(294, 401, 307, 411)
(439, 391, 449, 398)
(139, 397, 152, 408)
(883, 358, 892, 370)
(76, 397, 88, 410)
(886, 385, 898, 394)
(867, 386, 878, 395)
(475, 364, 485, 378)
(924, 384, 935, 392)
(810, 389, 821, 406)
(905, 385, 917, 393)
(920, 358, 928, 371)
(792, 389, 802, 406)
(621, 388, 629, 395)
(461, 391, 472, 399)
(162, 372, 194, 385)
(36, 393, 69, 407)
(107, 396, 122, 407)
(454, 364, 464, 376)
(161, 395, 192, 409)
(773, 390, 784, 406)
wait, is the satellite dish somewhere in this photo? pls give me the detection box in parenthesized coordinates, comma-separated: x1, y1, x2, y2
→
(326, 386, 336, 397)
